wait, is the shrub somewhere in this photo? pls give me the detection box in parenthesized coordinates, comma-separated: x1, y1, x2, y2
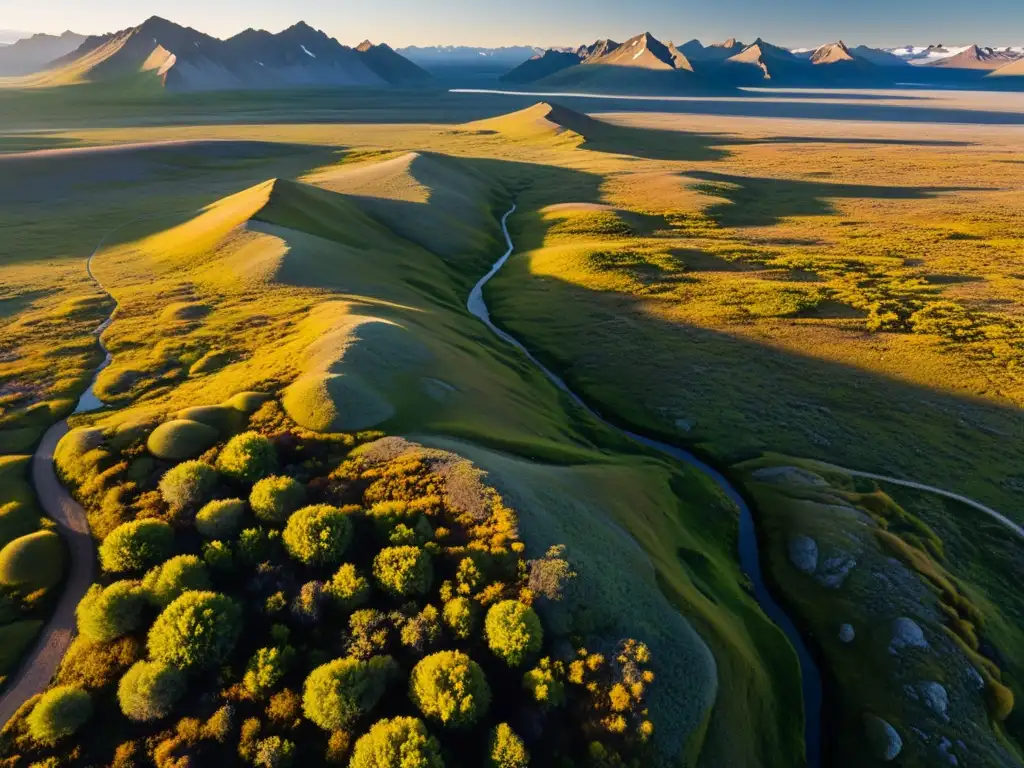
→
(325, 564, 370, 611)
(76, 580, 146, 643)
(239, 717, 261, 762)
(410, 650, 490, 728)
(349, 609, 393, 659)
(372, 546, 432, 598)
(216, 431, 276, 483)
(291, 581, 326, 626)
(0, 530, 65, 591)
(254, 736, 295, 768)
(56, 636, 142, 689)
(99, 519, 174, 574)
(141, 555, 211, 608)
(401, 605, 442, 654)
(283, 505, 353, 567)
(485, 601, 543, 667)
(118, 660, 186, 721)
(202, 704, 234, 742)
(987, 678, 1015, 721)
(203, 540, 234, 572)
(489, 723, 529, 768)
(266, 689, 302, 730)
(250, 476, 306, 525)
(244, 646, 295, 699)
(195, 498, 245, 539)
(158, 461, 217, 511)
(523, 658, 566, 709)
(147, 420, 219, 461)
(302, 656, 397, 731)
(148, 591, 241, 669)
(349, 717, 443, 768)
(0, 499, 37, 549)
(442, 597, 478, 641)
(26, 686, 92, 745)
(0, 620, 42, 678)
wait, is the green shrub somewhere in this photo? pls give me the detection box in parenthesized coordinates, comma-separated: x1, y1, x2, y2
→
(99, 519, 174, 574)
(325, 563, 370, 610)
(158, 460, 217, 512)
(283, 505, 353, 567)
(372, 546, 432, 598)
(195, 498, 245, 539)
(244, 646, 295, 699)
(0, 620, 42, 678)
(250, 476, 306, 526)
(442, 597, 478, 641)
(26, 686, 92, 745)
(523, 658, 565, 709)
(488, 723, 529, 768)
(216, 431, 276, 483)
(76, 580, 146, 643)
(987, 679, 1015, 721)
(301, 656, 397, 731)
(117, 660, 186, 721)
(484, 601, 543, 667)
(202, 540, 234, 573)
(349, 717, 443, 768)
(0, 530, 64, 590)
(254, 735, 295, 768)
(410, 650, 490, 728)
(0, 500, 38, 549)
(147, 420, 219, 461)
(141, 555, 211, 608)
(148, 591, 241, 669)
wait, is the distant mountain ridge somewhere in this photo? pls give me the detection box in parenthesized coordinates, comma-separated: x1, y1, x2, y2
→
(500, 32, 1024, 90)
(0, 31, 86, 75)
(397, 45, 543, 66)
(20, 16, 430, 90)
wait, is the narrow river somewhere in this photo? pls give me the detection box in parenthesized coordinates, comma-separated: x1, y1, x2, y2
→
(469, 204, 823, 767)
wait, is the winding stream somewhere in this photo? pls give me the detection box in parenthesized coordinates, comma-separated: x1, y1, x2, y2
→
(469, 204, 823, 767)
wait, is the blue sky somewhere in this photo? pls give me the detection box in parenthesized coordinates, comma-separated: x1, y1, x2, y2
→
(4, 0, 1022, 48)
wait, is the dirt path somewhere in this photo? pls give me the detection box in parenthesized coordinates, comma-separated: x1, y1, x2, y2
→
(813, 462, 1024, 539)
(0, 422, 95, 726)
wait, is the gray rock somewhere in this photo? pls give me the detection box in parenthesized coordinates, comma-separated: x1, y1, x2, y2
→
(966, 666, 985, 690)
(788, 535, 819, 574)
(938, 736, 958, 765)
(863, 714, 903, 761)
(890, 617, 929, 654)
(752, 465, 829, 487)
(921, 681, 949, 719)
(839, 623, 855, 643)
(817, 554, 857, 589)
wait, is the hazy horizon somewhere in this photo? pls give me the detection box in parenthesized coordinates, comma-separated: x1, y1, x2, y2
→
(2, 0, 1023, 50)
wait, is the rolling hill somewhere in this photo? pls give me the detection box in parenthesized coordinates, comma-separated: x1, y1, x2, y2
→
(0, 31, 85, 76)
(14, 16, 430, 91)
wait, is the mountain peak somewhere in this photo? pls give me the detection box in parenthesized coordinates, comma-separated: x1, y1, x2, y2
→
(356, 40, 375, 52)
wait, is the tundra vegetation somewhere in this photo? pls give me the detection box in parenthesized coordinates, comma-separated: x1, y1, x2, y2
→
(0, 82, 1021, 766)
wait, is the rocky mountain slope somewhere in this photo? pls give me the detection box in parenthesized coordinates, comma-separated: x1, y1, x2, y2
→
(0, 31, 86, 75)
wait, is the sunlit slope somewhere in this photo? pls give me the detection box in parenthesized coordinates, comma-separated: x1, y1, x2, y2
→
(305, 151, 503, 269)
(83, 165, 804, 766)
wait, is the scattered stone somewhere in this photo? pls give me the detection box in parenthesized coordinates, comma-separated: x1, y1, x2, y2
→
(817, 554, 857, 589)
(921, 682, 949, 720)
(966, 666, 985, 691)
(863, 714, 903, 762)
(889, 617, 929, 654)
(752, 466, 829, 487)
(938, 736, 958, 765)
(788, 535, 819, 574)
(839, 623, 855, 643)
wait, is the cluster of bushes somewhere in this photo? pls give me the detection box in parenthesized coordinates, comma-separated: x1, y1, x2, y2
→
(1, 399, 657, 767)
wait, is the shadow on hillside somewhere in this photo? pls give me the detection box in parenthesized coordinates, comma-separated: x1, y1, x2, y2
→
(752, 135, 973, 147)
(485, 245, 1024, 517)
(682, 170, 983, 227)
(579, 119, 731, 162)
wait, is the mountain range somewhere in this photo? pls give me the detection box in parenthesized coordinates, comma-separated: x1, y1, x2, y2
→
(502, 33, 1024, 89)
(0, 31, 86, 75)
(8, 16, 430, 90)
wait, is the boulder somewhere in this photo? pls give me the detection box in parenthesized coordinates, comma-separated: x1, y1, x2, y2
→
(889, 617, 928, 654)
(839, 623, 855, 643)
(752, 466, 829, 487)
(921, 681, 949, 720)
(863, 714, 903, 762)
(817, 554, 857, 589)
(788, 535, 818, 574)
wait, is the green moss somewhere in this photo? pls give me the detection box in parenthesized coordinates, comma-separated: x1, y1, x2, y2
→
(146, 419, 219, 460)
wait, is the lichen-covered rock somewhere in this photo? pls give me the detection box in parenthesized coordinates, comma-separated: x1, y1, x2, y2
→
(863, 714, 903, 762)
(788, 535, 818, 574)
(921, 681, 949, 720)
(752, 466, 829, 487)
(839, 623, 855, 643)
(889, 617, 928, 654)
(817, 554, 856, 589)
